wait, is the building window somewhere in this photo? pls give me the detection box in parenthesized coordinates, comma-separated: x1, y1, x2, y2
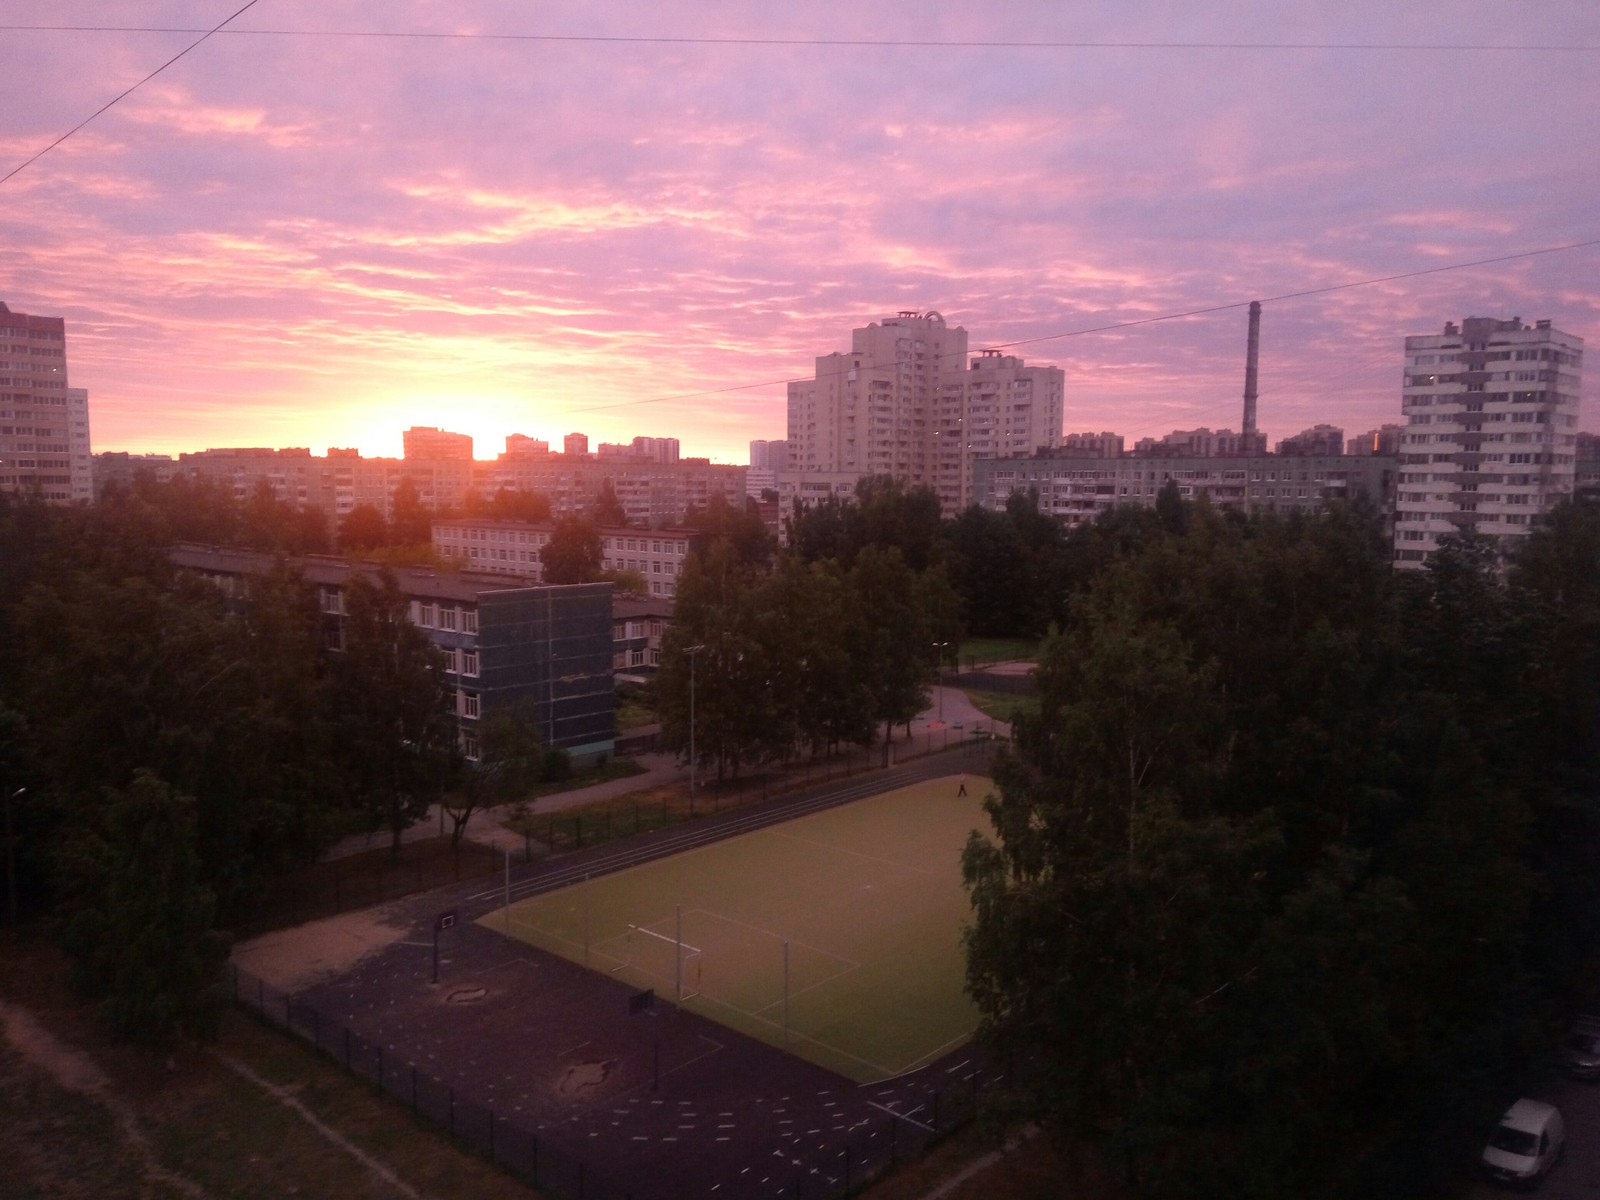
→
(460, 730, 480, 761)
(440, 606, 458, 631)
(462, 608, 478, 634)
(460, 691, 479, 719)
(417, 602, 436, 627)
(462, 649, 479, 677)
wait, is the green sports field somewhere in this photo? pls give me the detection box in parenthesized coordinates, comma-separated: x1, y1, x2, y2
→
(483, 777, 989, 1083)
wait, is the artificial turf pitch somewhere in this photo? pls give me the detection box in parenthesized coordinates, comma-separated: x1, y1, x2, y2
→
(482, 776, 989, 1083)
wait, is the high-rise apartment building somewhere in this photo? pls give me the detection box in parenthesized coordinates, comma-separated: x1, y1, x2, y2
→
(0, 301, 87, 504)
(749, 439, 789, 470)
(1394, 317, 1583, 567)
(933, 349, 1064, 511)
(785, 311, 1062, 514)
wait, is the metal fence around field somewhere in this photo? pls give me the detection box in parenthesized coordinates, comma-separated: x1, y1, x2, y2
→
(232, 960, 1001, 1200)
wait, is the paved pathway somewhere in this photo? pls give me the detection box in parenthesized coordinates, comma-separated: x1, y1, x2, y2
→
(323, 685, 1010, 864)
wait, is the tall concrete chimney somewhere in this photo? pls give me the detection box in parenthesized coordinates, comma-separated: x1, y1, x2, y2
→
(1241, 300, 1261, 438)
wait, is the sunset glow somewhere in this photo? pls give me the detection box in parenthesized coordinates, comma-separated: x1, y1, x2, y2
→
(2, 1, 1597, 462)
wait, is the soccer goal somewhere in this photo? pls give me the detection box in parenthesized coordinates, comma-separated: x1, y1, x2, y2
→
(611, 923, 704, 1001)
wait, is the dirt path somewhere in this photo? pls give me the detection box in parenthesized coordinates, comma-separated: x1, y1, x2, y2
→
(0, 999, 210, 1199)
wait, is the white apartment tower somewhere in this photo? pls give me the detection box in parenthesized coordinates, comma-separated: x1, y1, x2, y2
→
(786, 311, 1062, 514)
(0, 301, 87, 504)
(1394, 316, 1583, 567)
(934, 349, 1064, 511)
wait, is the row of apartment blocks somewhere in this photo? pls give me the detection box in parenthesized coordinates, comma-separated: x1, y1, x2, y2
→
(95, 433, 746, 528)
(779, 310, 1589, 566)
(432, 519, 696, 600)
(169, 544, 617, 763)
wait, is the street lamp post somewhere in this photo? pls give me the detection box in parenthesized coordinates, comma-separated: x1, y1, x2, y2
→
(932, 642, 950, 723)
(684, 644, 705, 815)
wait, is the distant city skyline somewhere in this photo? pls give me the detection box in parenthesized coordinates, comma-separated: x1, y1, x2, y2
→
(2, 2, 1597, 461)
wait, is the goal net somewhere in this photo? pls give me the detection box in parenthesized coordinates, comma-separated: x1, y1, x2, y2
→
(611, 923, 703, 1000)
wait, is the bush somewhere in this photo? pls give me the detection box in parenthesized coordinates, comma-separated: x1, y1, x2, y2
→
(540, 747, 572, 782)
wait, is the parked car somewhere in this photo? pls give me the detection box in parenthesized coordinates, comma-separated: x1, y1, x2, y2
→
(1481, 1099, 1563, 1188)
(1561, 1019, 1600, 1079)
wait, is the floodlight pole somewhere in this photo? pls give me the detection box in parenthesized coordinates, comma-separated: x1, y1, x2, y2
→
(685, 644, 705, 814)
(933, 642, 950, 722)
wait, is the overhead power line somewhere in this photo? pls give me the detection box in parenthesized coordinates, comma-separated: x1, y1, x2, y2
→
(2, 25, 1597, 51)
(560, 236, 1600, 414)
(0, 1, 264, 188)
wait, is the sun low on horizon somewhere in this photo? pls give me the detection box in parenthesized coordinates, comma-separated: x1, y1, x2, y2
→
(2, 0, 1597, 456)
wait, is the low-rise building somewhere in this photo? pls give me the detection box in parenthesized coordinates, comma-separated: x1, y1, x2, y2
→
(170, 544, 616, 762)
(973, 452, 1396, 526)
(432, 519, 695, 599)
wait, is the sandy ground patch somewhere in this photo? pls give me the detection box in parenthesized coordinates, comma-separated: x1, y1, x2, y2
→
(232, 902, 417, 995)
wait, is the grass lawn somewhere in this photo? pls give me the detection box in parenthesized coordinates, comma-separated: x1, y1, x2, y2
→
(524, 755, 645, 801)
(0, 934, 544, 1200)
(484, 776, 990, 1083)
(957, 638, 1038, 668)
(963, 689, 1040, 726)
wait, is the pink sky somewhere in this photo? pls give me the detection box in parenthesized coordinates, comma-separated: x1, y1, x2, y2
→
(2, 1, 1597, 463)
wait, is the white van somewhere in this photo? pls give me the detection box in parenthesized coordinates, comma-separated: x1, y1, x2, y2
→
(1481, 1098, 1564, 1188)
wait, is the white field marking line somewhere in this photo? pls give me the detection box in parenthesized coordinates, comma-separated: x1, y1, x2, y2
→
(765, 829, 938, 877)
(685, 992, 897, 1081)
(747, 964, 861, 1020)
(685, 908, 862, 971)
(864, 1107, 934, 1132)
(887, 1033, 981, 1079)
(210, 1049, 429, 1200)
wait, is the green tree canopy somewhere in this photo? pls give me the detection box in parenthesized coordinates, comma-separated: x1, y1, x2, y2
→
(540, 515, 605, 584)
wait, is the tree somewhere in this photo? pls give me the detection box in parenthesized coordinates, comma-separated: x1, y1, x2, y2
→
(540, 515, 604, 584)
(390, 476, 433, 548)
(962, 502, 1555, 1200)
(848, 545, 935, 758)
(57, 771, 231, 1045)
(591, 479, 628, 527)
(687, 492, 775, 570)
(441, 700, 544, 847)
(339, 503, 388, 553)
(328, 573, 460, 855)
